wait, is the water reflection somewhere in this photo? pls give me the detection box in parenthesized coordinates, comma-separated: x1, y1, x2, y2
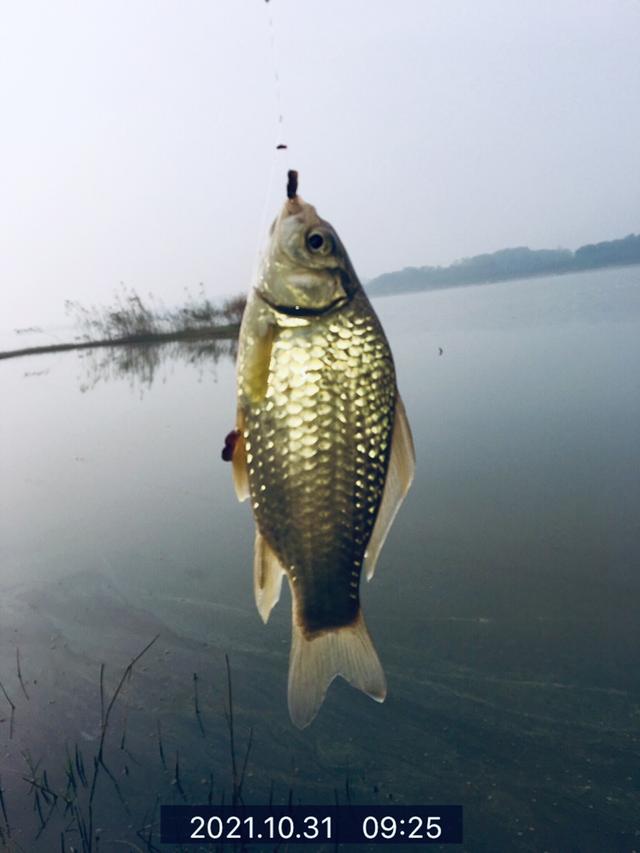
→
(75, 335, 238, 393)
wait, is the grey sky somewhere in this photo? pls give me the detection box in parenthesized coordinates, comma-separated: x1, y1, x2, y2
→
(1, 0, 639, 329)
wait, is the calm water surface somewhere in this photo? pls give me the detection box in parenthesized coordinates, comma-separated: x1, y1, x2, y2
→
(1, 268, 639, 851)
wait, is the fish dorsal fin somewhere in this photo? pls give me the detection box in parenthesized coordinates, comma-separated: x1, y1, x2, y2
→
(364, 393, 415, 581)
(253, 529, 286, 623)
(232, 410, 250, 502)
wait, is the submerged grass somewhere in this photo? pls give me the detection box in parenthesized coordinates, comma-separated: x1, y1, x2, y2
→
(5, 645, 263, 853)
(17, 637, 160, 852)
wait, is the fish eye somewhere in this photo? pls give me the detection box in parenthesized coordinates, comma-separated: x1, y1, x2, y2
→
(306, 230, 333, 254)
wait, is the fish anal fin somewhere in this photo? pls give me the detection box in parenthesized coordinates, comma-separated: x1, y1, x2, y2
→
(365, 393, 415, 581)
(287, 605, 386, 729)
(253, 530, 285, 624)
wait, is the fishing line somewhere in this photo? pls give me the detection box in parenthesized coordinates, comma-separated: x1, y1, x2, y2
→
(250, 0, 293, 283)
(266, 0, 287, 153)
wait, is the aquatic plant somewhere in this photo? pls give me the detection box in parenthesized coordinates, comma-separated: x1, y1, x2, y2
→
(3, 645, 259, 852)
(65, 283, 246, 343)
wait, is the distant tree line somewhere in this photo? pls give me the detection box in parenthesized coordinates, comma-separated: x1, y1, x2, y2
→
(366, 233, 640, 296)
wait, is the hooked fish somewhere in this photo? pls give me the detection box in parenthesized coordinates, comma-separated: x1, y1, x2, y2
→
(229, 173, 415, 728)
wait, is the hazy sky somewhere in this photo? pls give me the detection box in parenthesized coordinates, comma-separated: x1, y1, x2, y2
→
(1, 0, 639, 329)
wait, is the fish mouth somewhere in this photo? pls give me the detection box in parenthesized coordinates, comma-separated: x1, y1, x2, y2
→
(256, 290, 350, 318)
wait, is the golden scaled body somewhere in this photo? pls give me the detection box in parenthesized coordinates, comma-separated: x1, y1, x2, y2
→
(231, 189, 414, 727)
(238, 289, 396, 636)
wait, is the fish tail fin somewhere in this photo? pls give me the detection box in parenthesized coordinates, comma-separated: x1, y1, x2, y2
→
(287, 608, 386, 729)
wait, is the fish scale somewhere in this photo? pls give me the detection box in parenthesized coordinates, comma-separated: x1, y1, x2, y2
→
(242, 290, 396, 637)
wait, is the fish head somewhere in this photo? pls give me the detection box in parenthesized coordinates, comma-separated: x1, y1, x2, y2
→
(257, 196, 359, 315)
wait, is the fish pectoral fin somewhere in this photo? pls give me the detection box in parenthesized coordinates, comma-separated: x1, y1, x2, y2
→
(288, 607, 386, 729)
(253, 530, 286, 624)
(231, 411, 250, 503)
(364, 393, 416, 581)
(244, 321, 275, 405)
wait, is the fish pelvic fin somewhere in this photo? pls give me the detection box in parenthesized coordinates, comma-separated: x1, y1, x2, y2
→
(253, 530, 285, 623)
(232, 409, 250, 502)
(288, 606, 386, 729)
(365, 392, 415, 581)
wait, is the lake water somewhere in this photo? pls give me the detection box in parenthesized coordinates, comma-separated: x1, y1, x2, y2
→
(1, 267, 639, 852)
